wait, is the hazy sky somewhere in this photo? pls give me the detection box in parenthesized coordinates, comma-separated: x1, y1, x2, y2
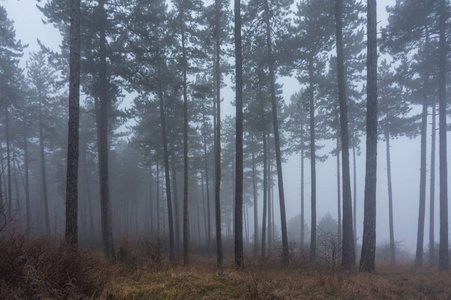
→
(3, 0, 450, 253)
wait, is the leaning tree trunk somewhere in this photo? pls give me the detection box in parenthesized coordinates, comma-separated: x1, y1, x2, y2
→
(65, 0, 81, 245)
(359, 0, 377, 272)
(335, 0, 355, 269)
(234, 0, 244, 268)
(438, 0, 448, 272)
(263, 0, 289, 265)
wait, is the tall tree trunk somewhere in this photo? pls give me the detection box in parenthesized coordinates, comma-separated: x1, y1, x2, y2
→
(214, 0, 223, 270)
(156, 161, 161, 237)
(336, 128, 342, 250)
(438, 0, 448, 271)
(263, 0, 289, 264)
(429, 103, 436, 266)
(170, 149, 181, 253)
(234, 0, 244, 268)
(65, 0, 80, 244)
(359, 0, 377, 272)
(353, 145, 357, 254)
(178, 0, 190, 267)
(156, 63, 175, 262)
(202, 113, 211, 255)
(38, 94, 50, 235)
(261, 130, 268, 259)
(415, 27, 430, 268)
(82, 151, 94, 238)
(5, 107, 13, 230)
(335, 0, 355, 269)
(308, 55, 317, 262)
(300, 127, 305, 250)
(385, 130, 395, 264)
(251, 136, 258, 258)
(267, 158, 272, 254)
(98, 0, 114, 261)
(22, 112, 31, 231)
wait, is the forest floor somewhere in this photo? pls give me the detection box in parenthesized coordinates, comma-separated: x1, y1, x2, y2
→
(103, 257, 451, 299)
(1, 235, 450, 299)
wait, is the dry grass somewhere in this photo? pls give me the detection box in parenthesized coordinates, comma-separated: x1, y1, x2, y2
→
(101, 255, 451, 299)
(1, 236, 450, 299)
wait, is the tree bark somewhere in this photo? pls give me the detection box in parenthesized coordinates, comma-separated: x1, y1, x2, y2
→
(5, 107, 13, 231)
(65, 0, 81, 245)
(251, 136, 258, 258)
(156, 62, 175, 262)
(97, 0, 115, 261)
(234, 0, 244, 268)
(38, 92, 50, 235)
(335, 0, 355, 269)
(385, 131, 395, 264)
(22, 111, 31, 231)
(178, 0, 190, 267)
(415, 27, 430, 268)
(359, 0, 377, 272)
(202, 113, 212, 255)
(300, 126, 305, 250)
(214, 0, 223, 270)
(263, 0, 289, 265)
(429, 103, 436, 266)
(438, 0, 448, 272)
(261, 130, 268, 259)
(308, 55, 317, 262)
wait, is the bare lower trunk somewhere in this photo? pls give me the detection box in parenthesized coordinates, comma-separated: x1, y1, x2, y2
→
(386, 131, 395, 264)
(429, 103, 436, 266)
(308, 56, 317, 262)
(261, 131, 268, 259)
(359, 0, 377, 272)
(65, 0, 80, 244)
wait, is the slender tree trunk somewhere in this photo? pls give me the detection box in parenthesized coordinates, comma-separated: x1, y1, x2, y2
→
(156, 63, 175, 262)
(308, 55, 317, 262)
(300, 128, 305, 250)
(5, 107, 13, 230)
(98, 0, 114, 261)
(385, 130, 395, 264)
(415, 27, 430, 268)
(201, 171, 208, 251)
(214, 0, 223, 270)
(267, 158, 272, 254)
(438, 0, 448, 271)
(261, 130, 268, 259)
(202, 113, 212, 255)
(252, 136, 258, 258)
(353, 145, 357, 254)
(335, 0, 355, 269)
(156, 161, 161, 237)
(336, 128, 342, 250)
(22, 112, 31, 231)
(429, 103, 436, 266)
(263, 0, 289, 265)
(178, 0, 190, 266)
(65, 0, 80, 244)
(38, 94, 50, 235)
(170, 149, 181, 253)
(82, 151, 94, 238)
(359, 0, 377, 272)
(234, 0, 244, 268)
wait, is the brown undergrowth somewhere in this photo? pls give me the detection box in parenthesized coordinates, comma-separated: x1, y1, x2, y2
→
(0, 233, 108, 299)
(1, 236, 450, 299)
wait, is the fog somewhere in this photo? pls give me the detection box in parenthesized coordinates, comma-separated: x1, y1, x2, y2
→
(1, 0, 449, 267)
